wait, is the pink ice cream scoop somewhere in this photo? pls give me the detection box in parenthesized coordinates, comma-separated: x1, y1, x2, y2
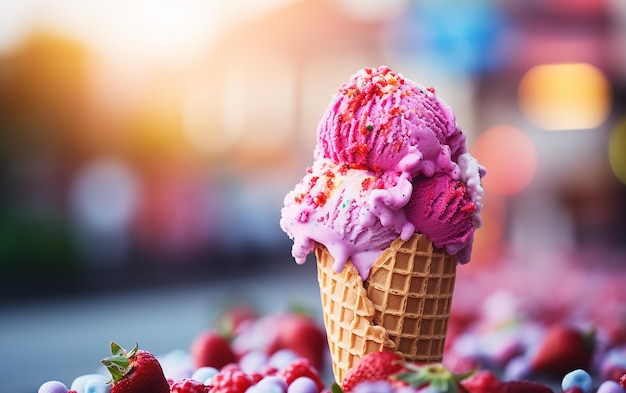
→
(281, 65, 485, 280)
(280, 158, 401, 279)
(407, 174, 476, 257)
(315, 65, 467, 179)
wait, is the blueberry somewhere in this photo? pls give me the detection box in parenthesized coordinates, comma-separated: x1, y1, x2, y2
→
(287, 377, 319, 393)
(84, 377, 111, 393)
(352, 381, 393, 393)
(71, 374, 108, 393)
(239, 350, 269, 374)
(503, 355, 532, 380)
(191, 366, 219, 384)
(38, 380, 68, 393)
(562, 369, 593, 393)
(597, 380, 626, 393)
(256, 376, 288, 393)
(267, 349, 298, 370)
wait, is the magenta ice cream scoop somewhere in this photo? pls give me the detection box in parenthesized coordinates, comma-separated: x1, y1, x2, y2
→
(315, 66, 466, 178)
(281, 65, 485, 279)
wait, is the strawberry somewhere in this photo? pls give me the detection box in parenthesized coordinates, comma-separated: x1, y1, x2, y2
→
(341, 351, 405, 392)
(461, 370, 502, 393)
(170, 378, 210, 393)
(531, 325, 595, 377)
(191, 330, 238, 370)
(280, 358, 325, 392)
(498, 380, 553, 393)
(275, 313, 327, 370)
(101, 341, 169, 393)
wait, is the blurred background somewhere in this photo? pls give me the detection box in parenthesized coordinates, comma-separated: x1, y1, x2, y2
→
(1, 0, 625, 391)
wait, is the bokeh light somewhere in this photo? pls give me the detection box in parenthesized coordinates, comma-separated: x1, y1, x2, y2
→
(472, 125, 538, 196)
(70, 158, 140, 265)
(470, 193, 506, 267)
(518, 63, 611, 131)
(609, 116, 626, 185)
(338, 0, 409, 21)
(71, 158, 139, 233)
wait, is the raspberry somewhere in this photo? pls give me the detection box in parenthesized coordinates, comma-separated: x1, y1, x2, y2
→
(607, 368, 626, 383)
(171, 378, 210, 393)
(461, 370, 502, 393)
(209, 369, 253, 393)
(250, 373, 264, 384)
(280, 358, 325, 391)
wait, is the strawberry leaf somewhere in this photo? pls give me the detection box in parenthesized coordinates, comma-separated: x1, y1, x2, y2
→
(395, 363, 475, 393)
(331, 382, 344, 393)
(127, 342, 139, 358)
(110, 341, 125, 356)
(102, 355, 132, 382)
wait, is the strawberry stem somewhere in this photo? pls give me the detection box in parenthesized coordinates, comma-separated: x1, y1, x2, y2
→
(395, 363, 475, 393)
(101, 342, 138, 382)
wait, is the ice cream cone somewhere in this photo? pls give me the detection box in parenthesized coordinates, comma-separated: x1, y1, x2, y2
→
(365, 233, 457, 363)
(315, 245, 393, 383)
(315, 233, 456, 383)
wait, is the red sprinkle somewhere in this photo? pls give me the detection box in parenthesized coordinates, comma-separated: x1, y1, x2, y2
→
(297, 211, 309, 223)
(354, 143, 369, 162)
(324, 169, 335, 189)
(313, 192, 327, 207)
(361, 178, 372, 191)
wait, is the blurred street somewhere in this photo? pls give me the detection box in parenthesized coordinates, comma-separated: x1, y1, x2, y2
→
(0, 261, 321, 393)
(0, 0, 625, 392)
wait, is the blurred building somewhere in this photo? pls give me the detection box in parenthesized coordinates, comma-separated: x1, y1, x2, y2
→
(0, 0, 624, 300)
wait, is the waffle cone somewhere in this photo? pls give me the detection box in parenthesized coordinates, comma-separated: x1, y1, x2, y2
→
(315, 233, 457, 383)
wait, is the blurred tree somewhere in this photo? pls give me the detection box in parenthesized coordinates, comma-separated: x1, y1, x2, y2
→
(0, 30, 89, 297)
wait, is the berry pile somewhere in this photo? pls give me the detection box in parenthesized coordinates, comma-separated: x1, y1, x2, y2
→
(37, 305, 626, 393)
(443, 297, 626, 392)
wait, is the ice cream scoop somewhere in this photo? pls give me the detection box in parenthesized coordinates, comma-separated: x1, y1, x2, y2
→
(281, 65, 484, 280)
(315, 65, 466, 178)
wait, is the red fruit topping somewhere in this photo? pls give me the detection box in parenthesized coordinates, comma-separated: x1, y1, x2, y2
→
(562, 387, 583, 393)
(170, 378, 210, 393)
(276, 313, 327, 370)
(102, 342, 170, 393)
(208, 369, 253, 393)
(531, 325, 595, 377)
(342, 351, 405, 392)
(280, 358, 325, 392)
(191, 330, 238, 370)
(620, 373, 626, 389)
(498, 380, 554, 393)
(461, 370, 502, 393)
(250, 373, 264, 384)
(607, 367, 626, 383)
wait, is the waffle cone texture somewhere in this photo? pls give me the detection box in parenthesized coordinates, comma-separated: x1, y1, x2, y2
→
(315, 233, 457, 383)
